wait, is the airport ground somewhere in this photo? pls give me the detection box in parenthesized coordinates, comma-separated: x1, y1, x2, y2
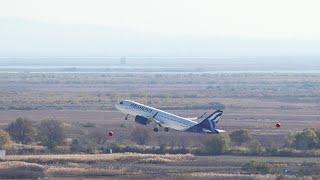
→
(0, 72, 320, 179)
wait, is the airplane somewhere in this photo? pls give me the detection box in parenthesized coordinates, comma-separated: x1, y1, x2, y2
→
(115, 100, 225, 134)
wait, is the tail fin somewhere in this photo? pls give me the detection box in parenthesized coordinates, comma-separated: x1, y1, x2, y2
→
(204, 110, 223, 126)
(186, 110, 224, 134)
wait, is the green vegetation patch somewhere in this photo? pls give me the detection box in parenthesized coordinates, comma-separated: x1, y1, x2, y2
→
(242, 161, 272, 174)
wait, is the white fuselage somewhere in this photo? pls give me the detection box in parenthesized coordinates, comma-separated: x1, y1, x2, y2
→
(115, 100, 197, 131)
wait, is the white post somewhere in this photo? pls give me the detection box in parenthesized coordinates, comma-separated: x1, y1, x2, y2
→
(0, 150, 6, 157)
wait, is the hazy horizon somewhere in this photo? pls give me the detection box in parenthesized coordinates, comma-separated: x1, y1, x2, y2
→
(1, 17, 320, 57)
(1, 0, 320, 57)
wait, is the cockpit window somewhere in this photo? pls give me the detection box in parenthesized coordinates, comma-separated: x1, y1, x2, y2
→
(120, 101, 123, 105)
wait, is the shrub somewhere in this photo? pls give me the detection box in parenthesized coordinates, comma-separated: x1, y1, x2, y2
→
(316, 129, 320, 148)
(88, 130, 109, 145)
(130, 127, 151, 145)
(7, 117, 36, 144)
(229, 129, 252, 146)
(70, 138, 83, 153)
(0, 129, 12, 150)
(299, 163, 320, 176)
(248, 139, 264, 155)
(82, 122, 96, 128)
(292, 128, 319, 150)
(203, 134, 230, 155)
(38, 119, 65, 149)
(242, 161, 271, 174)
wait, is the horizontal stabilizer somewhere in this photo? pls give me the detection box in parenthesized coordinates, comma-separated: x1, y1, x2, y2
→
(212, 129, 226, 134)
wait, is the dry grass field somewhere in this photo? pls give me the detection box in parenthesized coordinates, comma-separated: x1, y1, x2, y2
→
(1, 72, 320, 178)
(0, 153, 194, 178)
(0, 154, 319, 179)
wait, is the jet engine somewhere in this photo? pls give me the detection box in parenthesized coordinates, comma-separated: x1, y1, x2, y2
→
(135, 115, 149, 125)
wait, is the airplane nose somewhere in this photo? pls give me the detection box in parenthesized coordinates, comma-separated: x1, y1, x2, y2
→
(114, 102, 121, 110)
(114, 102, 119, 108)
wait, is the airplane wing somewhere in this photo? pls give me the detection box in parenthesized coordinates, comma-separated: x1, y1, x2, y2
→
(187, 117, 199, 120)
(186, 112, 207, 121)
(147, 112, 163, 126)
(148, 118, 163, 127)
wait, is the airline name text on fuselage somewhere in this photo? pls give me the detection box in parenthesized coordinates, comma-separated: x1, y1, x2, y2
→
(130, 103, 153, 113)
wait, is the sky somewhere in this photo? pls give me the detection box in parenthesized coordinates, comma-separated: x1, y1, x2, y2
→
(1, 0, 320, 40)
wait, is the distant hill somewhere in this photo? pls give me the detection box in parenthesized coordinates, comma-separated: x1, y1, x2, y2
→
(1, 17, 320, 57)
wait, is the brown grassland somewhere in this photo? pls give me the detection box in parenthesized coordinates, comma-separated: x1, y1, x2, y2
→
(0, 154, 319, 179)
(0, 72, 320, 179)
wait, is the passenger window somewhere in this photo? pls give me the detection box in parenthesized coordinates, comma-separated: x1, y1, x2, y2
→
(120, 101, 123, 105)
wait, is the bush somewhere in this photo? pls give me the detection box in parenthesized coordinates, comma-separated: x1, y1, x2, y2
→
(292, 128, 319, 150)
(203, 134, 230, 155)
(88, 130, 109, 145)
(70, 138, 83, 153)
(82, 122, 96, 128)
(316, 129, 320, 148)
(229, 129, 252, 146)
(0, 129, 12, 150)
(38, 119, 65, 149)
(242, 161, 271, 174)
(7, 117, 36, 144)
(248, 139, 264, 155)
(130, 127, 151, 145)
(299, 163, 320, 176)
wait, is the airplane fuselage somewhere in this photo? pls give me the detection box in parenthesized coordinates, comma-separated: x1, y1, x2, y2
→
(115, 100, 197, 131)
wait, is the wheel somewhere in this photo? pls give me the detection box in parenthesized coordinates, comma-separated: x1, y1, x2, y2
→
(125, 117, 128, 120)
(164, 127, 169, 132)
(153, 127, 158, 132)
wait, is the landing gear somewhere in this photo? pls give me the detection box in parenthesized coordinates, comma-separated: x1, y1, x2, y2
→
(153, 127, 159, 132)
(125, 114, 129, 120)
(164, 127, 169, 132)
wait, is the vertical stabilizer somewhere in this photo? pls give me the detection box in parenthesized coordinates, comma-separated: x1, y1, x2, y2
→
(186, 110, 224, 133)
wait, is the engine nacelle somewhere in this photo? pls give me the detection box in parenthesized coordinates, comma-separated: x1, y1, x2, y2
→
(135, 115, 149, 125)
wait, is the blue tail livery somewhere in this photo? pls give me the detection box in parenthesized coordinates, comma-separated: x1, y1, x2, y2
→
(186, 110, 225, 134)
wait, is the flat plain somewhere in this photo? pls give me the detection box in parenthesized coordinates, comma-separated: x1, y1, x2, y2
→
(1, 68, 320, 179)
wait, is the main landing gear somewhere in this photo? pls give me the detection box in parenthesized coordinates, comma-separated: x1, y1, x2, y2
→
(125, 114, 129, 120)
(153, 127, 169, 132)
(153, 127, 159, 132)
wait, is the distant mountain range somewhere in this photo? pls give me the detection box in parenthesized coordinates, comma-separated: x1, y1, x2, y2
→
(1, 17, 320, 57)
